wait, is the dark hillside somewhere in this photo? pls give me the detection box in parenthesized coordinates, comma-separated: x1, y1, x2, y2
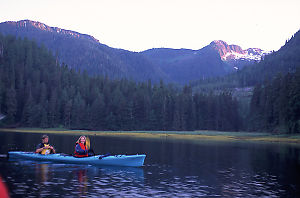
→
(142, 46, 230, 84)
(0, 34, 242, 131)
(0, 20, 165, 82)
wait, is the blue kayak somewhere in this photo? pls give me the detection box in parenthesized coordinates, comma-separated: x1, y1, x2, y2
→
(8, 151, 146, 167)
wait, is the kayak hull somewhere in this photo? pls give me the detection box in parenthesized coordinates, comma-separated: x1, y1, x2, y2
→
(8, 151, 146, 167)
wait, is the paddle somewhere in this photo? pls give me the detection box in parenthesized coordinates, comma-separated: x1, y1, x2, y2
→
(86, 136, 107, 158)
(85, 136, 96, 156)
(98, 153, 111, 160)
(86, 136, 90, 150)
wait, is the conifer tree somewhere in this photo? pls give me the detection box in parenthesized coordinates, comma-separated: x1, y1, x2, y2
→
(5, 87, 17, 124)
(22, 91, 34, 126)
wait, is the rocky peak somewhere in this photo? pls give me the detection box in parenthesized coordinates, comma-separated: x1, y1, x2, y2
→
(229, 45, 244, 54)
(210, 40, 268, 62)
(210, 40, 231, 57)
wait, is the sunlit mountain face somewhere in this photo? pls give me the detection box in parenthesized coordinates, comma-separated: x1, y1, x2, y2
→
(210, 40, 270, 70)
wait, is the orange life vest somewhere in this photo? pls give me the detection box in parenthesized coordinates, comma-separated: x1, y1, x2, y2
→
(74, 143, 88, 157)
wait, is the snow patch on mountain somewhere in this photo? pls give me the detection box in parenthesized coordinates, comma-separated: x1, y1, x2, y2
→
(210, 40, 270, 62)
(222, 49, 264, 61)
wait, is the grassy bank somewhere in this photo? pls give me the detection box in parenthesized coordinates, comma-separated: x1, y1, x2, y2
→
(1, 128, 300, 144)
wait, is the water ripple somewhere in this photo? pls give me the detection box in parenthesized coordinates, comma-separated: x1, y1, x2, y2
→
(1, 138, 299, 197)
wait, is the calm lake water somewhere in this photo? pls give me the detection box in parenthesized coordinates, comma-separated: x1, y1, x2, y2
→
(1, 131, 300, 197)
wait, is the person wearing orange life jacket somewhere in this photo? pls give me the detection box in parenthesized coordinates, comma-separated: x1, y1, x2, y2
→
(74, 136, 89, 157)
(35, 135, 56, 154)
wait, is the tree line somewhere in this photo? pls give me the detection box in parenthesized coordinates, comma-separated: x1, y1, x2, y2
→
(0, 34, 241, 131)
(189, 30, 300, 133)
(248, 70, 300, 133)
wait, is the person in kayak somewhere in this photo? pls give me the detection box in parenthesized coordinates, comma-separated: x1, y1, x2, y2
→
(35, 135, 56, 155)
(74, 136, 89, 157)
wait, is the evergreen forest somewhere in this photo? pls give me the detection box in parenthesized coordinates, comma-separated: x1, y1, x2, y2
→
(191, 30, 300, 133)
(0, 31, 299, 133)
(0, 34, 240, 131)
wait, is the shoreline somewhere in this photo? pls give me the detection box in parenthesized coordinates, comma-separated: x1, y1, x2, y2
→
(1, 128, 300, 144)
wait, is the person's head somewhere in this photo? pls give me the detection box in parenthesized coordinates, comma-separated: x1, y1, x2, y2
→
(42, 135, 49, 144)
(77, 136, 86, 144)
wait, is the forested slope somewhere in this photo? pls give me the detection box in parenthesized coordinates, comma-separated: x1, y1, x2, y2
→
(0, 34, 241, 131)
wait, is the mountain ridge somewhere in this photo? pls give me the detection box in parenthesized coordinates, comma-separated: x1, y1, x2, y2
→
(0, 19, 268, 84)
(5, 20, 99, 43)
(0, 19, 167, 82)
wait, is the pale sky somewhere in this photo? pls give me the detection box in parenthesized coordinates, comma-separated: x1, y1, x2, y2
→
(1, 0, 300, 52)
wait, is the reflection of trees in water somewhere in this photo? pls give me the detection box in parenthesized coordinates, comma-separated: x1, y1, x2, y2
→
(74, 169, 88, 197)
(32, 162, 145, 197)
(33, 163, 53, 197)
(35, 163, 49, 184)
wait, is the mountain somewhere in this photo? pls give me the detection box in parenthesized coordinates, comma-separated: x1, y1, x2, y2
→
(191, 29, 300, 91)
(0, 20, 268, 84)
(141, 47, 231, 84)
(246, 30, 300, 133)
(0, 34, 242, 131)
(231, 29, 300, 87)
(140, 41, 268, 83)
(209, 40, 269, 69)
(210, 40, 267, 61)
(0, 20, 167, 82)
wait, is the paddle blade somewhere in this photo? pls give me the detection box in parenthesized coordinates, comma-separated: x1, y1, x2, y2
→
(99, 153, 110, 160)
(86, 136, 90, 150)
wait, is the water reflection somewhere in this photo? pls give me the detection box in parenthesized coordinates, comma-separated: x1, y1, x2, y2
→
(75, 168, 88, 197)
(218, 167, 281, 197)
(5, 159, 145, 197)
(35, 163, 49, 184)
(1, 131, 300, 197)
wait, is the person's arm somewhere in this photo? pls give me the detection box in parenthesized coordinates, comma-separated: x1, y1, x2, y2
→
(49, 145, 56, 154)
(75, 144, 87, 155)
(35, 143, 44, 153)
(35, 144, 55, 154)
(35, 147, 43, 153)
